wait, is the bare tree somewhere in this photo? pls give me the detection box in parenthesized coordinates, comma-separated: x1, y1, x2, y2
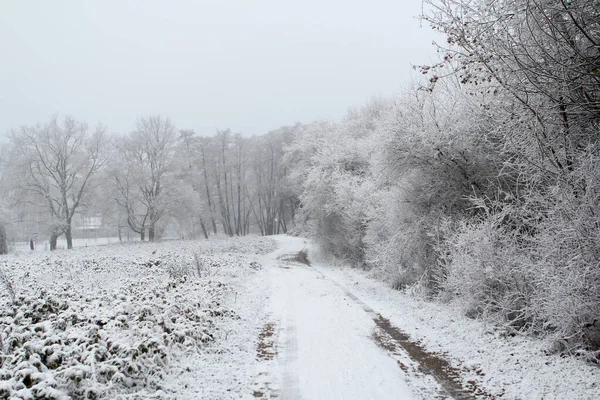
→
(423, 0, 600, 175)
(177, 129, 209, 239)
(254, 126, 300, 235)
(113, 116, 177, 242)
(197, 137, 218, 235)
(6, 116, 108, 250)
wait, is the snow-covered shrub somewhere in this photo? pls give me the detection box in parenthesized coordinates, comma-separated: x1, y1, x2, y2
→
(438, 208, 538, 329)
(0, 266, 16, 305)
(364, 186, 442, 292)
(306, 175, 374, 267)
(362, 81, 504, 294)
(527, 149, 600, 355)
(286, 101, 386, 266)
(162, 252, 209, 280)
(0, 274, 221, 398)
(421, 0, 600, 360)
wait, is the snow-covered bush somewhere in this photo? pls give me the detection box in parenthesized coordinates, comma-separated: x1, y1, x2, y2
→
(286, 101, 387, 266)
(439, 154, 600, 357)
(0, 266, 16, 305)
(0, 268, 220, 399)
(421, 0, 600, 359)
(363, 186, 441, 292)
(438, 208, 538, 330)
(527, 149, 600, 355)
(361, 80, 504, 294)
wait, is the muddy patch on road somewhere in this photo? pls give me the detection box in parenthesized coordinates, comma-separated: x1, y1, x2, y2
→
(371, 315, 488, 399)
(253, 322, 279, 398)
(277, 250, 310, 266)
(257, 322, 277, 361)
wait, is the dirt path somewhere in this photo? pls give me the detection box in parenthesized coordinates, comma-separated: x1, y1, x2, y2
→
(251, 236, 489, 400)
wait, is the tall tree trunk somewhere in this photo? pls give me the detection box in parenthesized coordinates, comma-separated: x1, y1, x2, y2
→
(200, 146, 218, 235)
(290, 198, 297, 221)
(0, 223, 8, 255)
(140, 229, 145, 242)
(245, 207, 252, 235)
(222, 145, 234, 236)
(50, 231, 59, 251)
(210, 212, 218, 235)
(148, 225, 155, 242)
(279, 203, 288, 233)
(65, 224, 73, 250)
(251, 201, 265, 236)
(214, 164, 231, 236)
(199, 218, 209, 239)
(224, 169, 234, 236)
(236, 165, 242, 236)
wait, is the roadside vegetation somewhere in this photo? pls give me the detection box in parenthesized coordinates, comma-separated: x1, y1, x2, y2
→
(286, 0, 600, 362)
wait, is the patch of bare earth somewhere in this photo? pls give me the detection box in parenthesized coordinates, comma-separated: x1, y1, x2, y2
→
(257, 322, 277, 361)
(372, 315, 501, 399)
(253, 322, 279, 398)
(277, 249, 310, 266)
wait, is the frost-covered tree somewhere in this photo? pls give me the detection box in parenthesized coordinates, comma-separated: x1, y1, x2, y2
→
(5, 116, 108, 250)
(424, 0, 600, 165)
(363, 80, 503, 290)
(286, 99, 390, 265)
(251, 125, 300, 236)
(176, 129, 210, 239)
(421, 0, 600, 350)
(113, 116, 178, 242)
(0, 148, 8, 254)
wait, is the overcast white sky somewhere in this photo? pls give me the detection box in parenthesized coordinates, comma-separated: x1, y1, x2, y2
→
(0, 0, 441, 137)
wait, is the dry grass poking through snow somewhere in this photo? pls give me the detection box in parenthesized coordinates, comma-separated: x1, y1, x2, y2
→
(0, 237, 276, 400)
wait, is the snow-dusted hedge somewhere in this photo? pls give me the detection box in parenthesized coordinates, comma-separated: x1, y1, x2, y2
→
(286, 75, 600, 361)
(0, 237, 276, 399)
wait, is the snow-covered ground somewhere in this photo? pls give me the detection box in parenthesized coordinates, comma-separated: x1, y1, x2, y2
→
(1, 234, 598, 399)
(253, 236, 418, 399)
(9, 237, 133, 253)
(0, 236, 276, 399)
(252, 235, 600, 399)
(302, 240, 600, 400)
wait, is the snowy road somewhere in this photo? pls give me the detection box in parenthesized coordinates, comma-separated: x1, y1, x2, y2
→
(253, 236, 469, 400)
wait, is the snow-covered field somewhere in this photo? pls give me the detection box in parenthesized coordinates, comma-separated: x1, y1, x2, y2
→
(10, 237, 137, 253)
(0, 236, 276, 399)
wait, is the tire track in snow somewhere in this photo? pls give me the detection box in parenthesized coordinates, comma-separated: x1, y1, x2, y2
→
(284, 251, 484, 400)
(278, 262, 302, 400)
(254, 259, 303, 399)
(281, 319, 301, 400)
(253, 319, 280, 399)
(268, 243, 421, 399)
